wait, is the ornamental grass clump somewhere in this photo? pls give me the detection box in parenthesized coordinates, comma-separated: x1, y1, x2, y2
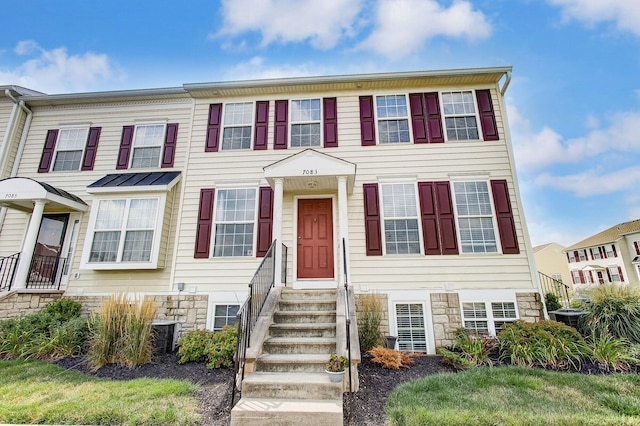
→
(358, 293, 385, 352)
(580, 283, 640, 344)
(88, 293, 158, 370)
(437, 328, 498, 370)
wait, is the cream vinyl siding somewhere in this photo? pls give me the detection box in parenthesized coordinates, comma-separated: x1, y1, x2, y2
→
(173, 85, 535, 292)
(0, 98, 192, 293)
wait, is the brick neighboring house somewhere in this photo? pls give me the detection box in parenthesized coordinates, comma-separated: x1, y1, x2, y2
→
(564, 219, 640, 287)
(0, 67, 544, 353)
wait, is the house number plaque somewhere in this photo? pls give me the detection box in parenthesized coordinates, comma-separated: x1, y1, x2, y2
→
(302, 169, 318, 175)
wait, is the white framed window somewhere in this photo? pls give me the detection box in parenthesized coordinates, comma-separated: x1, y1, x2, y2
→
(567, 251, 576, 262)
(578, 250, 587, 261)
(441, 91, 480, 141)
(571, 270, 582, 284)
(222, 102, 253, 150)
(82, 196, 164, 269)
(375, 95, 411, 144)
(452, 181, 498, 253)
(380, 183, 421, 255)
(551, 273, 563, 283)
(591, 247, 601, 260)
(52, 127, 89, 171)
(213, 188, 257, 257)
(290, 99, 321, 147)
(395, 303, 427, 352)
(606, 245, 615, 258)
(213, 304, 240, 331)
(462, 301, 517, 335)
(131, 124, 165, 168)
(608, 266, 621, 282)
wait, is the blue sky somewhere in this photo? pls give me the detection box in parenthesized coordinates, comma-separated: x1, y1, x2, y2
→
(1, 0, 639, 247)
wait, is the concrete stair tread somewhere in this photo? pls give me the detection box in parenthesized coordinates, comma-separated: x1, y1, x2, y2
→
(258, 353, 330, 363)
(243, 371, 337, 385)
(270, 322, 336, 328)
(276, 310, 337, 314)
(265, 336, 336, 344)
(232, 397, 342, 414)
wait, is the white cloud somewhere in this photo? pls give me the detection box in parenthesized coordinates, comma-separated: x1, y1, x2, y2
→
(509, 103, 640, 172)
(548, 0, 640, 36)
(222, 56, 326, 81)
(0, 41, 120, 94)
(535, 166, 640, 197)
(216, 0, 362, 49)
(358, 0, 492, 59)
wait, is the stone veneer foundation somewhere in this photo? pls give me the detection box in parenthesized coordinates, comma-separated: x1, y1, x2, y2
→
(430, 293, 463, 348)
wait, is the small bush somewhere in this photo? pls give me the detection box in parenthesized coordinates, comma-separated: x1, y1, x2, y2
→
(498, 320, 587, 370)
(326, 353, 348, 372)
(437, 328, 497, 370)
(178, 325, 238, 369)
(358, 293, 385, 352)
(44, 299, 82, 321)
(580, 283, 640, 344)
(587, 332, 637, 373)
(368, 346, 422, 369)
(88, 293, 158, 370)
(545, 293, 562, 312)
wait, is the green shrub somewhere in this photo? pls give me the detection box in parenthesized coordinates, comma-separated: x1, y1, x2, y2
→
(88, 294, 158, 370)
(498, 320, 588, 370)
(545, 293, 562, 312)
(43, 299, 82, 321)
(32, 317, 89, 359)
(587, 332, 637, 372)
(580, 283, 640, 344)
(357, 293, 384, 352)
(436, 329, 497, 370)
(178, 325, 238, 369)
(437, 347, 475, 370)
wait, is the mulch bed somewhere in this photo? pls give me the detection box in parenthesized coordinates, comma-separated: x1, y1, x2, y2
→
(55, 352, 455, 426)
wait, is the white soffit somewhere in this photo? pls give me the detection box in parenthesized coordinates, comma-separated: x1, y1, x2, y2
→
(0, 177, 87, 212)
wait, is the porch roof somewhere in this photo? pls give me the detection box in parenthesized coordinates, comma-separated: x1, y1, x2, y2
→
(0, 177, 87, 213)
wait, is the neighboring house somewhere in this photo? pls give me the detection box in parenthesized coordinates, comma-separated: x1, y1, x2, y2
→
(564, 219, 640, 287)
(0, 67, 544, 353)
(533, 242, 573, 293)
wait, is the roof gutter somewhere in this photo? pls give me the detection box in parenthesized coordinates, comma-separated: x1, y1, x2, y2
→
(500, 71, 512, 96)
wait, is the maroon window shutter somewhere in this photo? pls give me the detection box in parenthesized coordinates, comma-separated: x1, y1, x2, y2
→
(635, 241, 640, 255)
(491, 180, 520, 254)
(435, 181, 459, 254)
(476, 89, 499, 141)
(599, 246, 605, 258)
(418, 182, 440, 254)
(274, 100, 288, 150)
(256, 186, 274, 257)
(80, 127, 101, 171)
(619, 267, 624, 282)
(253, 101, 269, 151)
(194, 188, 215, 258)
(38, 130, 59, 173)
(424, 92, 444, 143)
(363, 183, 382, 255)
(578, 270, 584, 283)
(359, 96, 376, 146)
(606, 268, 612, 282)
(571, 272, 576, 284)
(409, 93, 428, 144)
(205, 104, 222, 152)
(612, 245, 618, 257)
(573, 251, 578, 261)
(323, 97, 338, 148)
(116, 125, 134, 170)
(161, 123, 179, 168)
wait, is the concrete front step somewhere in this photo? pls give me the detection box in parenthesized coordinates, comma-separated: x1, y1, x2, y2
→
(274, 310, 336, 324)
(280, 289, 337, 301)
(263, 337, 336, 355)
(241, 372, 342, 400)
(256, 353, 329, 373)
(269, 322, 337, 338)
(279, 299, 336, 311)
(231, 398, 343, 426)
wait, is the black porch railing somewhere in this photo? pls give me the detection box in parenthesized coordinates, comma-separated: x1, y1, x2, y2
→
(27, 254, 66, 290)
(0, 253, 20, 291)
(231, 241, 287, 406)
(342, 238, 354, 425)
(539, 271, 571, 307)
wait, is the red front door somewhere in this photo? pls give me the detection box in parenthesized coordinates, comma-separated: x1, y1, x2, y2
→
(297, 198, 334, 279)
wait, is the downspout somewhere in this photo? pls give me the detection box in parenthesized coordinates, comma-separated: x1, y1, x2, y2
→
(0, 90, 21, 175)
(0, 90, 33, 232)
(500, 71, 512, 97)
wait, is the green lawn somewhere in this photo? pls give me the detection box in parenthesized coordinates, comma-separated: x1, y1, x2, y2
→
(386, 366, 640, 426)
(0, 360, 200, 425)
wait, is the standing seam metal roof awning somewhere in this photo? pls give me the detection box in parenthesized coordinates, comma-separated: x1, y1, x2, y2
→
(87, 171, 181, 193)
(0, 177, 87, 213)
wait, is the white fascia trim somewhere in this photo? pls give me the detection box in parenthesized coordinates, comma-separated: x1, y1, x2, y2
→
(447, 172, 491, 181)
(376, 175, 418, 183)
(213, 179, 261, 188)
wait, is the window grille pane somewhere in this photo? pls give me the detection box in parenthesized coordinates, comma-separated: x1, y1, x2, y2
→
(122, 230, 153, 261)
(384, 219, 420, 255)
(291, 123, 321, 147)
(396, 303, 427, 352)
(464, 320, 489, 334)
(89, 231, 120, 262)
(131, 146, 161, 168)
(494, 321, 514, 333)
(442, 91, 478, 141)
(224, 102, 253, 126)
(213, 304, 240, 330)
(291, 99, 321, 122)
(376, 95, 408, 118)
(382, 184, 417, 217)
(134, 125, 164, 147)
(213, 223, 254, 257)
(53, 150, 83, 171)
(222, 127, 252, 150)
(491, 302, 516, 319)
(127, 198, 158, 229)
(462, 302, 487, 319)
(95, 200, 126, 230)
(216, 189, 256, 222)
(454, 182, 497, 253)
(379, 119, 410, 143)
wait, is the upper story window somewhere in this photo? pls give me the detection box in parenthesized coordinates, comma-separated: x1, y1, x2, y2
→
(53, 127, 89, 171)
(578, 250, 587, 261)
(606, 245, 615, 258)
(442, 91, 480, 141)
(380, 183, 421, 255)
(568, 251, 576, 262)
(591, 247, 601, 260)
(131, 124, 165, 168)
(453, 181, 498, 253)
(213, 188, 257, 257)
(376, 95, 410, 144)
(571, 270, 582, 284)
(608, 266, 622, 282)
(222, 102, 253, 150)
(290, 99, 321, 147)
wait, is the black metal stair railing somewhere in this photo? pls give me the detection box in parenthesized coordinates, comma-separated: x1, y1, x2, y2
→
(342, 238, 354, 425)
(539, 271, 571, 308)
(0, 253, 20, 291)
(231, 240, 287, 406)
(27, 254, 66, 290)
